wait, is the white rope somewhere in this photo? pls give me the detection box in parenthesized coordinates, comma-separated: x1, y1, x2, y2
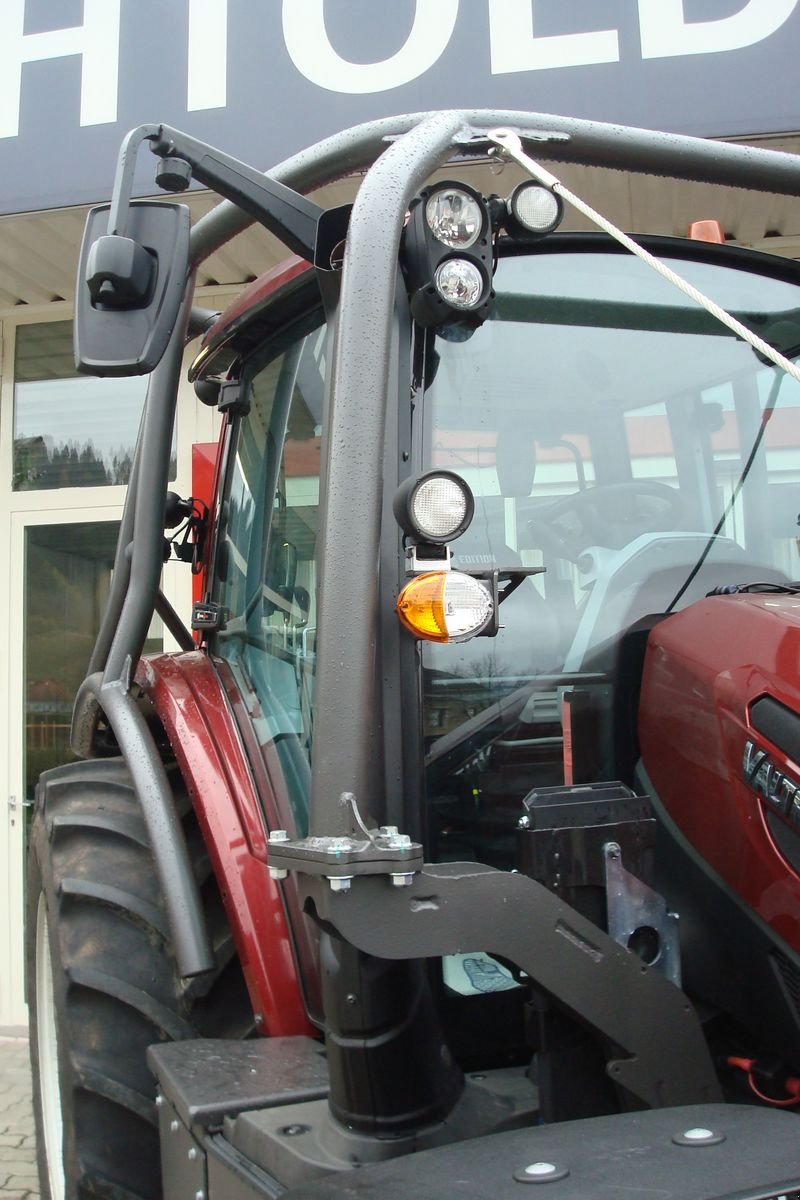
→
(488, 128, 800, 389)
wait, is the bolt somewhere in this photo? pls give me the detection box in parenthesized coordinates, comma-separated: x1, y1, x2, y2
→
(672, 1126, 725, 1147)
(254, 1013, 264, 1026)
(512, 1160, 570, 1184)
(605, 842, 621, 859)
(268, 829, 289, 879)
(518, 814, 530, 829)
(345, 993, 358, 1006)
(279, 1123, 311, 1136)
(155, 1094, 163, 1107)
(525, 1164, 559, 1178)
(327, 875, 353, 892)
(188, 1148, 198, 1161)
(391, 872, 415, 887)
(170, 1120, 179, 1134)
(379, 825, 411, 849)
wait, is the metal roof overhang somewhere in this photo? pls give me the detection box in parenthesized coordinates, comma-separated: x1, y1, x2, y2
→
(2, 131, 800, 312)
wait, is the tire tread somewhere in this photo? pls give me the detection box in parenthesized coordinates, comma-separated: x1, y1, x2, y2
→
(28, 756, 251, 1200)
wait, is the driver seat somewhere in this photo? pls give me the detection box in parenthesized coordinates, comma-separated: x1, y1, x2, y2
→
(565, 531, 792, 673)
(447, 530, 563, 679)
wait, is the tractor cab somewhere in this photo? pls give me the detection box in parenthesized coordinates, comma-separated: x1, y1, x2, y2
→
(28, 112, 800, 1200)
(197, 228, 800, 871)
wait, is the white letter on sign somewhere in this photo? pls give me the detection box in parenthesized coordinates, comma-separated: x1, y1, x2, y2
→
(0, 0, 120, 139)
(282, 0, 458, 93)
(188, 0, 228, 111)
(639, 0, 798, 58)
(489, 0, 619, 73)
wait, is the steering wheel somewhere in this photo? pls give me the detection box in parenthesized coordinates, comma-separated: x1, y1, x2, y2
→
(532, 481, 683, 561)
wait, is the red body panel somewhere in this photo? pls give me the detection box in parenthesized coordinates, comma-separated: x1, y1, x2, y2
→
(191, 440, 221, 610)
(201, 257, 308, 346)
(639, 595, 800, 950)
(191, 257, 310, 378)
(136, 651, 314, 1037)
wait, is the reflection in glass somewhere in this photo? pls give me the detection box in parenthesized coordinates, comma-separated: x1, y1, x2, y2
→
(13, 322, 175, 490)
(24, 523, 163, 799)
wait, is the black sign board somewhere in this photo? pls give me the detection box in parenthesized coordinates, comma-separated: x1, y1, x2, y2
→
(1, 0, 799, 216)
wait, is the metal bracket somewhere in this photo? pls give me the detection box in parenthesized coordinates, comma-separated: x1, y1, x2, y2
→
(603, 841, 682, 987)
(156, 1093, 208, 1200)
(298, 862, 721, 1112)
(268, 800, 423, 891)
(404, 543, 451, 574)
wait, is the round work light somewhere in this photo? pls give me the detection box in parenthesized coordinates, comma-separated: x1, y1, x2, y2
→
(396, 571, 493, 643)
(393, 471, 474, 544)
(506, 182, 564, 238)
(433, 259, 485, 310)
(425, 188, 484, 249)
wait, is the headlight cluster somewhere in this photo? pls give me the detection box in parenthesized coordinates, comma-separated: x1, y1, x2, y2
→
(401, 176, 563, 331)
(403, 181, 494, 330)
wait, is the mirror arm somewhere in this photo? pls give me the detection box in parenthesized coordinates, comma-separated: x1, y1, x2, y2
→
(107, 124, 163, 238)
(104, 122, 334, 267)
(149, 125, 324, 262)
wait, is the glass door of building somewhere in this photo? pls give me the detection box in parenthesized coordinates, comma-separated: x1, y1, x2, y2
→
(0, 509, 168, 1030)
(0, 305, 223, 1032)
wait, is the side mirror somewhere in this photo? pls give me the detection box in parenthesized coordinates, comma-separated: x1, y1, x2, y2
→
(74, 200, 190, 376)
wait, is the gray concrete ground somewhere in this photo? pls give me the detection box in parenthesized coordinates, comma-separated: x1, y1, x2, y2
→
(0, 1040, 38, 1200)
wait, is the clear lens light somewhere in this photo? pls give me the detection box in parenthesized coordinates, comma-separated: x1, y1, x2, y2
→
(512, 184, 561, 233)
(397, 571, 493, 643)
(426, 189, 483, 248)
(434, 259, 484, 309)
(412, 476, 469, 540)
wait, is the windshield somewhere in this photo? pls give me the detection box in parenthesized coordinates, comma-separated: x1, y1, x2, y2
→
(421, 243, 800, 867)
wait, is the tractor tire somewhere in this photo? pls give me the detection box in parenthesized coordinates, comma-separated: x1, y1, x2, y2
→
(27, 757, 252, 1200)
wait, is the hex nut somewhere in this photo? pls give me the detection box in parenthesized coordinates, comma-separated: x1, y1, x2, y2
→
(327, 875, 353, 892)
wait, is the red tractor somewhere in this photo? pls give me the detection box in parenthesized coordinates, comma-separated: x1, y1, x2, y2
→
(27, 110, 800, 1199)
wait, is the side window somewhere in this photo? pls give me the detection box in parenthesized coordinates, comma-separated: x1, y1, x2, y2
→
(211, 321, 326, 834)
